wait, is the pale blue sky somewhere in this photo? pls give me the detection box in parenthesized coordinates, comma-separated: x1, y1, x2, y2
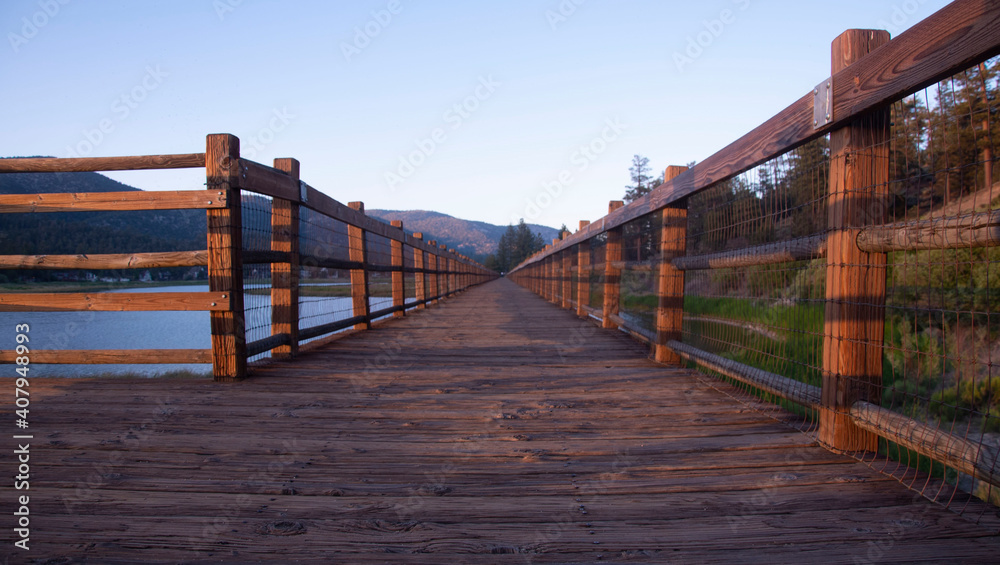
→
(1, 0, 951, 229)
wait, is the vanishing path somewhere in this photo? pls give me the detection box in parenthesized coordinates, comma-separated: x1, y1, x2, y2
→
(13, 278, 1000, 562)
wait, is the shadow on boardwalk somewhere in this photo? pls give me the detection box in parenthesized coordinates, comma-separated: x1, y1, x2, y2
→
(9, 279, 1000, 563)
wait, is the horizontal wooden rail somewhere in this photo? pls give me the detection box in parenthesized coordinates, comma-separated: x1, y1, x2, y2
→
(237, 159, 299, 202)
(673, 235, 828, 271)
(298, 315, 369, 341)
(244, 250, 294, 265)
(0, 153, 205, 173)
(246, 334, 291, 358)
(0, 190, 227, 213)
(857, 210, 1000, 252)
(606, 313, 657, 344)
(512, 0, 1000, 269)
(0, 292, 229, 312)
(667, 340, 822, 408)
(0, 250, 208, 270)
(850, 401, 1000, 488)
(0, 349, 212, 364)
(242, 173, 471, 263)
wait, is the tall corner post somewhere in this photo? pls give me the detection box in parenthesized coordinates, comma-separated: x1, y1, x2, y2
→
(820, 29, 891, 453)
(206, 133, 247, 381)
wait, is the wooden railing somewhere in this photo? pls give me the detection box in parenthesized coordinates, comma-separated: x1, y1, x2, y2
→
(509, 0, 1000, 498)
(0, 135, 496, 381)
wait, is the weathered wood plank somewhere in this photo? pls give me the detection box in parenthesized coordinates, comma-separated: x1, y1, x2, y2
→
(820, 30, 891, 453)
(0, 250, 208, 270)
(0, 189, 227, 213)
(238, 158, 298, 201)
(0, 292, 229, 311)
(0, 349, 212, 364)
(271, 158, 300, 358)
(857, 210, 1000, 252)
(0, 153, 205, 172)
(206, 133, 247, 381)
(14, 279, 1000, 561)
(673, 234, 827, 271)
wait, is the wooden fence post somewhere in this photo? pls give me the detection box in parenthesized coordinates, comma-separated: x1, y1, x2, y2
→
(655, 166, 689, 364)
(271, 157, 300, 359)
(391, 220, 405, 318)
(562, 243, 572, 310)
(820, 29, 891, 452)
(603, 200, 625, 329)
(448, 249, 457, 294)
(577, 220, 591, 318)
(206, 133, 247, 381)
(549, 239, 563, 306)
(440, 244, 449, 296)
(348, 202, 371, 330)
(413, 233, 427, 308)
(428, 240, 439, 304)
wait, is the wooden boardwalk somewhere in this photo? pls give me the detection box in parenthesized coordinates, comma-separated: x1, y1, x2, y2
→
(9, 278, 1000, 563)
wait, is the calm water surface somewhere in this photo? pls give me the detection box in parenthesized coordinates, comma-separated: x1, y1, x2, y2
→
(0, 285, 398, 377)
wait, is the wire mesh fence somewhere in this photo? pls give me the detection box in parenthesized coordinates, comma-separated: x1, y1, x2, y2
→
(681, 137, 829, 430)
(673, 56, 1000, 515)
(858, 57, 1000, 511)
(298, 207, 356, 343)
(618, 211, 662, 337)
(241, 193, 274, 363)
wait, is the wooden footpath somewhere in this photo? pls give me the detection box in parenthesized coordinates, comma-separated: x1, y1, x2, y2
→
(6, 278, 1000, 563)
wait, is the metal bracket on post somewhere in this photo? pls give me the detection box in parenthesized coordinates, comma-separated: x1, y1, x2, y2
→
(813, 78, 833, 129)
(299, 180, 308, 203)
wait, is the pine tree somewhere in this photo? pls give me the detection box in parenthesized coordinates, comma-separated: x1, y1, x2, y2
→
(624, 155, 654, 202)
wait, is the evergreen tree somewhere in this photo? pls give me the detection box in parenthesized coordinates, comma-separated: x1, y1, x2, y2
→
(624, 154, 654, 202)
(488, 219, 545, 273)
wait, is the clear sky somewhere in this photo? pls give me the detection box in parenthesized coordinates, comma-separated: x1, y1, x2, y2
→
(1, 0, 952, 230)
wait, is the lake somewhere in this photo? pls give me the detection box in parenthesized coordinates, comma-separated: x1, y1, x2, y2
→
(0, 285, 401, 377)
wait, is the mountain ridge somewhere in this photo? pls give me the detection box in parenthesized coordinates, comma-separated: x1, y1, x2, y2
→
(0, 169, 557, 264)
(368, 209, 558, 259)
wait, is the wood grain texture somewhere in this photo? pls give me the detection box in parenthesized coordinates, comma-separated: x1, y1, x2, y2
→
(0, 292, 229, 312)
(238, 158, 299, 202)
(561, 250, 572, 310)
(851, 401, 1000, 488)
(12, 279, 999, 562)
(0, 189, 227, 213)
(602, 232, 622, 330)
(512, 0, 1000, 273)
(348, 202, 371, 330)
(413, 234, 427, 309)
(856, 210, 1000, 252)
(0, 153, 205, 172)
(391, 220, 406, 318)
(820, 30, 891, 453)
(655, 166, 689, 364)
(576, 238, 590, 318)
(0, 348, 212, 364)
(270, 158, 300, 358)
(206, 133, 247, 381)
(0, 250, 208, 270)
